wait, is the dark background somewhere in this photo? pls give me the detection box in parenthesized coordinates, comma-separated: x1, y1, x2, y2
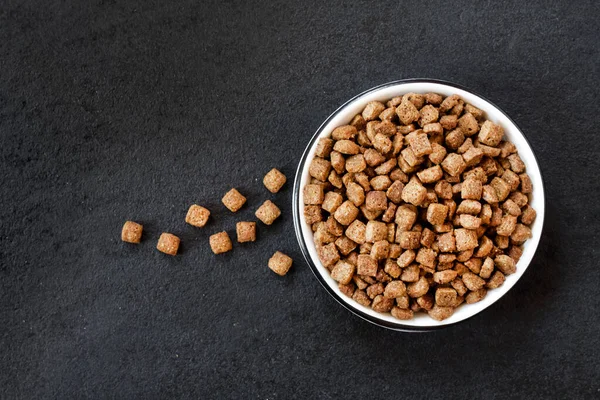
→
(1, 0, 599, 398)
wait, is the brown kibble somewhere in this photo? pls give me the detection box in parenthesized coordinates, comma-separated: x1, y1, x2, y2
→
(371, 240, 390, 260)
(317, 243, 340, 267)
(428, 143, 447, 164)
(309, 157, 332, 182)
(419, 104, 439, 126)
(315, 137, 334, 158)
(384, 280, 407, 298)
(441, 153, 467, 177)
(304, 205, 322, 225)
(407, 276, 429, 298)
(263, 168, 287, 193)
(425, 92, 443, 105)
(268, 251, 293, 276)
(366, 282, 385, 299)
(208, 231, 230, 255)
(426, 203, 448, 226)
(435, 287, 457, 307)
(346, 182, 365, 207)
(434, 270, 458, 285)
(357, 254, 378, 276)
(486, 271, 505, 289)
(400, 264, 420, 282)
(332, 125, 357, 141)
(333, 139, 360, 155)
(335, 236, 356, 256)
(445, 128, 465, 150)
(507, 153, 526, 173)
(375, 157, 397, 175)
(466, 288, 487, 304)
(364, 148, 386, 167)
(345, 220, 366, 244)
(461, 179, 483, 200)
(462, 272, 486, 291)
(409, 132, 433, 157)
(428, 304, 455, 321)
(345, 154, 367, 173)
(185, 205, 210, 228)
(416, 248, 437, 268)
(331, 260, 355, 285)
(520, 173, 533, 193)
(398, 231, 421, 250)
(362, 101, 386, 121)
(365, 221, 388, 243)
(478, 120, 504, 146)
(396, 97, 420, 125)
(222, 188, 247, 212)
(391, 307, 414, 320)
(365, 190, 388, 211)
(353, 289, 372, 307)
(333, 200, 359, 226)
(122, 221, 143, 244)
(521, 205, 537, 225)
(370, 175, 392, 191)
(496, 215, 518, 236)
(459, 214, 481, 230)
(236, 221, 256, 243)
(511, 223, 532, 244)
(458, 113, 480, 136)
(417, 165, 443, 184)
(455, 228, 479, 252)
(303, 184, 325, 205)
(321, 191, 344, 214)
(255, 200, 281, 225)
(456, 200, 482, 215)
(372, 295, 395, 313)
(402, 177, 427, 206)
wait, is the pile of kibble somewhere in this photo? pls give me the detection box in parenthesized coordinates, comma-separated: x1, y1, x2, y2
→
(121, 168, 293, 276)
(303, 92, 536, 321)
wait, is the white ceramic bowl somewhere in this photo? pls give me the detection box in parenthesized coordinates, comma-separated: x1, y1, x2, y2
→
(293, 79, 545, 331)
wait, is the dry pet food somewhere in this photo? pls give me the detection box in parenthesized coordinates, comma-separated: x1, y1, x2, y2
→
(236, 221, 257, 243)
(256, 200, 281, 225)
(185, 204, 210, 228)
(157, 233, 180, 256)
(121, 221, 143, 243)
(263, 168, 287, 193)
(210, 231, 233, 254)
(304, 92, 536, 321)
(268, 251, 293, 276)
(222, 188, 247, 212)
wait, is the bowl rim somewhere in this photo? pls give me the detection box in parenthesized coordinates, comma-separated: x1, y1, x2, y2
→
(292, 78, 546, 332)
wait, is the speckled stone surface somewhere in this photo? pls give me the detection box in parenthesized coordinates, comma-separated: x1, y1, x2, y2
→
(1, 1, 599, 398)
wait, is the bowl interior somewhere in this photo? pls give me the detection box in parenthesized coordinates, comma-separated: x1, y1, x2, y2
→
(295, 80, 545, 329)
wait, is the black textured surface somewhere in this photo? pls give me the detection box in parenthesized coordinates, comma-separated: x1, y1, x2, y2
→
(1, 1, 599, 398)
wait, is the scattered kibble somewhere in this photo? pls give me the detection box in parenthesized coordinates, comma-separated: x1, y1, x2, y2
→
(157, 233, 180, 256)
(236, 221, 257, 243)
(121, 221, 143, 243)
(209, 231, 233, 254)
(255, 200, 281, 225)
(222, 188, 247, 212)
(263, 168, 287, 193)
(185, 204, 210, 228)
(268, 251, 293, 276)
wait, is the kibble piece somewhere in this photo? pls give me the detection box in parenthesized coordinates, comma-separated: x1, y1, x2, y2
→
(507, 153, 526, 173)
(521, 205, 537, 225)
(314, 222, 336, 244)
(370, 175, 392, 191)
(255, 200, 281, 225)
(425, 92, 443, 105)
(416, 248, 437, 268)
(356, 254, 378, 276)
(371, 295, 394, 312)
(511, 223, 532, 244)
(208, 231, 231, 255)
(372, 133, 393, 154)
(502, 199, 522, 217)
(426, 203, 448, 225)
(222, 188, 247, 212)
(365, 221, 388, 243)
(417, 165, 443, 183)
(344, 154, 366, 173)
(402, 177, 427, 206)
(268, 251, 293, 276)
(236, 221, 256, 243)
(490, 177, 511, 201)
(345, 182, 365, 207)
(435, 287, 458, 307)
(371, 240, 390, 260)
(309, 157, 332, 181)
(333, 139, 360, 155)
(332, 125, 357, 141)
(428, 304, 455, 321)
(519, 173, 533, 193)
(341, 221, 365, 246)
(335, 236, 357, 256)
(455, 228, 479, 252)
(482, 185, 499, 204)
(329, 151, 345, 174)
(420, 228, 436, 248)
(428, 143, 447, 165)
(364, 148, 386, 167)
(375, 158, 397, 175)
(433, 270, 458, 285)
(466, 288, 487, 304)
(502, 169, 521, 192)
(407, 276, 429, 298)
(331, 260, 355, 285)
(461, 179, 483, 200)
(462, 272, 486, 291)
(459, 214, 481, 230)
(362, 101, 385, 121)
(366, 282, 385, 299)
(303, 184, 325, 205)
(317, 243, 340, 267)
(419, 104, 439, 126)
(464, 167, 487, 183)
(385, 180, 404, 204)
(121, 221, 143, 243)
(458, 113, 480, 136)
(263, 168, 287, 193)
(304, 205, 322, 225)
(156, 232, 181, 256)
(474, 235, 493, 257)
(478, 120, 504, 147)
(456, 200, 482, 215)
(315, 138, 334, 158)
(365, 190, 388, 211)
(409, 133, 433, 157)
(400, 264, 420, 282)
(331, 201, 358, 227)
(398, 230, 421, 249)
(445, 128, 465, 150)
(396, 97, 420, 125)
(478, 257, 494, 279)
(391, 307, 414, 320)
(494, 254, 516, 275)
(321, 192, 343, 214)
(496, 215, 518, 236)
(384, 280, 407, 298)
(185, 205, 211, 228)
(441, 153, 467, 177)
(361, 205, 383, 221)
